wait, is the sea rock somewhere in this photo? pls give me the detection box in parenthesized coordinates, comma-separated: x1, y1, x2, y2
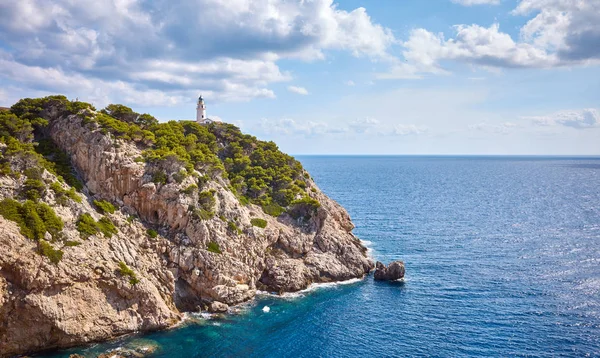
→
(209, 301, 229, 313)
(374, 261, 405, 281)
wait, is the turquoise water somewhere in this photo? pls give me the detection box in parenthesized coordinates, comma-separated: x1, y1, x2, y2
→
(41, 156, 600, 357)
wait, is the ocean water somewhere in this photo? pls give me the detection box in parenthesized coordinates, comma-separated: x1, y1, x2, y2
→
(41, 156, 600, 357)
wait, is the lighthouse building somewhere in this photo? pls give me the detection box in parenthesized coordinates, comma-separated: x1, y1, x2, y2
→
(196, 95, 211, 124)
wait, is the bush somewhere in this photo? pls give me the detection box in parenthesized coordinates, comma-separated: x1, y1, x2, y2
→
(261, 202, 285, 217)
(250, 218, 267, 228)
(207, 241, 222, 254)
(152, 171, 167, 185)
(193, 208, 214, 220)
(288, 196, 321, 219)
(76, 213, 118, 239)
(227, 220, 242, 234)
(23, 178, 46, 201)
(64, 240, 81, 247)
(118, 261, 140, 285)
(39, 240, 64, 264)
(76, 213, 98, 239)
(94, 199, 116, 214)
(97, 217, 118, 238)
(0, 198, 64, 240)
(180, 184, 198, 195)
(147, 229, 158, 238)
(35, 138, 83, 190)
(51, 181, 82, 205)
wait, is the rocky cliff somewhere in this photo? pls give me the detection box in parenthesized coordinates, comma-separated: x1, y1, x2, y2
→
(0, 96, 373, 356)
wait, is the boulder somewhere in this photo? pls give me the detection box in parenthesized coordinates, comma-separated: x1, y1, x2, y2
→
(373, 261, 405, 281)
(208, 301, 229, 313)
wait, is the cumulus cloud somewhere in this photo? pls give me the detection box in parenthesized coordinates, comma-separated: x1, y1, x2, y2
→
(345, 80, 356, 86)
(527, 108, 600, 129)
(0, 0, 396, 105)
(383, 0, 600, 78)
(451, 0, 500, 6)
(287, 86, 309, 95)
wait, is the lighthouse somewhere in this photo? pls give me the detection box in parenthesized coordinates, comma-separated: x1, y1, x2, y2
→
(196, 95, 208, 123)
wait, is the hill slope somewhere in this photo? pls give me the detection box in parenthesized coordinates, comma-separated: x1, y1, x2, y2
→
(0, 96, 373, 356)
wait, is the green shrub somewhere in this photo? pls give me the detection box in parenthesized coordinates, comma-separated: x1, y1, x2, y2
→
(0, 198, 64, 240)
(64, 240, 81, 247)
(97, 217, 118, 238)
(35, 138, 83, 190)
(126, 215, 136, 224)
(250, 218, 267, 228)
(39, 240, 64, 264)
(118, 261, 140, 285)
(227, 220, 242, 234)
(261, 202, 285, 217)
(76, 213, 117, 239)
(76, 213, 98, 239)
(311, 188, 317, 193)
(147, 229, 158, 238)
(288, 196, 321, 219)
(93, 199, 116, 214)
(207, 241, 222, 254)
(180, 184, 198, 195)
(51, 182, 82, 205)
(23, 178, 46, 201)
(193, 208, 214, 220)
(173, 169, 188, 183)
(152, 171, 167, 185)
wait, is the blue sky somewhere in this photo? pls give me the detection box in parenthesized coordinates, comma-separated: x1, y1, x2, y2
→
(0, 0, 599, 154)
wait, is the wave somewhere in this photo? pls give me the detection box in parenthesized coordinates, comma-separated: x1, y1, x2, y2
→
(256, 277, 365, 299)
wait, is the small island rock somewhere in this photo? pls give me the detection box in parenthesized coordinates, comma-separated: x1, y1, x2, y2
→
(374, 261, 405, 281)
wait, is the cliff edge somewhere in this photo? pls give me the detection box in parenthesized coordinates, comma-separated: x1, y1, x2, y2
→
(0, 96, 373, 356)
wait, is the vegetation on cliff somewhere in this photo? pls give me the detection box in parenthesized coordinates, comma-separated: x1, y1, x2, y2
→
(0, 94, 320, 254)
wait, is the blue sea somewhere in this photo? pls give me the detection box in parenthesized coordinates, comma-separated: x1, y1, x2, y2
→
(42, 156, 600, 357)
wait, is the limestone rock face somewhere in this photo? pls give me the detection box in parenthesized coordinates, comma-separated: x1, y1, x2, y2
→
(373, 261, 405, 281)
(0, 110, 373, 357)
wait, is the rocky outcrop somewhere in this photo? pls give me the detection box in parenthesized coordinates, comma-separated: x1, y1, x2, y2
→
(373, 261, 405, 281)
(0, 109, 373, 356)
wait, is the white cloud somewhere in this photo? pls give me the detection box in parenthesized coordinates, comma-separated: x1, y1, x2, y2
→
(287, 86, 309, 95)
(0, 0, 396, 105)
(451, 0, 500, 6)
(381, 0, 600, 78)
(345, 80, 355, 86)
(527, 108, 600, 129)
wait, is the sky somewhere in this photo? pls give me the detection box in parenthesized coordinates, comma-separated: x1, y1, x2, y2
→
(0, 0, 599, 155)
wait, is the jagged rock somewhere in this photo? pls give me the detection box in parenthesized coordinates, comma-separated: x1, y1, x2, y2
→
(374, 261, 405, 281)
(0, 104, 374, 357)
(209, 301, 229, 313)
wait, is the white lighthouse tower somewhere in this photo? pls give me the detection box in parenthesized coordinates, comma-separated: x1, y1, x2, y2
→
(196, 95, 208, 124)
